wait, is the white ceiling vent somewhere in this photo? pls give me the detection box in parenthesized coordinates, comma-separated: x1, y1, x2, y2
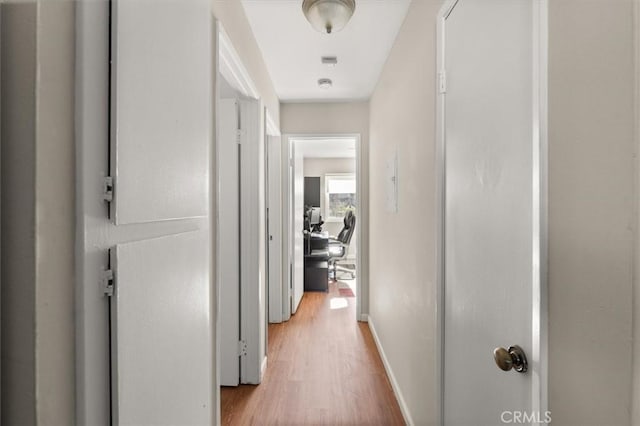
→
(321, 56, 338, 66)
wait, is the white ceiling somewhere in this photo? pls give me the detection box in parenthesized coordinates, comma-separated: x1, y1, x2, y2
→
(241, 0, 411, 102)
(294, 138, 356, 158)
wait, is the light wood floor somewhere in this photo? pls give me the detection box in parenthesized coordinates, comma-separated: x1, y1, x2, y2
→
(221, 281, 405, 425)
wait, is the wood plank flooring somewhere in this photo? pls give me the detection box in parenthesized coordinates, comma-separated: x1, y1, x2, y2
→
(221, 281, 405, 425)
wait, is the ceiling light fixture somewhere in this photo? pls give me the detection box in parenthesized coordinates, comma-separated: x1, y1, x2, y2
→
(302, 0, 356, 34)
(318, 78, 333, 89)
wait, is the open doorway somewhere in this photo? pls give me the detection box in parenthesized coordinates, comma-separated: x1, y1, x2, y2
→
(216, 24, 269, 390)
(284, 135, 363, 321)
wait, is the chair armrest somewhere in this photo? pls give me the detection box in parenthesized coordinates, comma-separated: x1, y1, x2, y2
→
(307, 249, 330, 260)
(328, 243, 346, 257)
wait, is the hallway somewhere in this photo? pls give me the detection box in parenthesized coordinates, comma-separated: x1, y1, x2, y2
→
(221, 282, 405, 425)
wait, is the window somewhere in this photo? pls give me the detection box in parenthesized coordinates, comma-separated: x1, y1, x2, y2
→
(325, 174, 356, 221)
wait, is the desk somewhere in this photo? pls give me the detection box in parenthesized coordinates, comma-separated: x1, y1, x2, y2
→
(305, 231, 328, 255)
(304, 232, 329, 291)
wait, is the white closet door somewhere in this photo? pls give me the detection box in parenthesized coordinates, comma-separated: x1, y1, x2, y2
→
(106, 0, 213, 423)
(111, 231, 211, 425)
(267, 135, 283, 323)
(218, 99, 240, 386)
(442, 0, 543, 424)
(239, 99, 267, 384)
(111, 0, 210, 224)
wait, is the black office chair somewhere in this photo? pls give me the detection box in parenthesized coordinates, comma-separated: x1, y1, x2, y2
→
(328, 210, 356, 280)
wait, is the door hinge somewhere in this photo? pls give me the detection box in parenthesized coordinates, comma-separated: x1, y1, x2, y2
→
(238, 340, 248, 357)
(102, 269, 115, 297)
(103, 176, 114, 202)
(236, 130, 242, 144)
(438, 70, 447, 94)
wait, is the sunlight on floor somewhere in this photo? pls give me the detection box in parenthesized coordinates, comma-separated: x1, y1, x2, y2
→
(329, 297, 349, 310)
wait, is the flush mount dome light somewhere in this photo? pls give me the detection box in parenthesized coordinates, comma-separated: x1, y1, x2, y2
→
(302, 0, 356, 34)
(318, 78, 333, 89)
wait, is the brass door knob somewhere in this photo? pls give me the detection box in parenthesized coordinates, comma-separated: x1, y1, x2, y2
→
(493, 345, 528, 373)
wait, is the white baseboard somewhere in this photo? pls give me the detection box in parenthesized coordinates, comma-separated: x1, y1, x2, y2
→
(367, 315, 414, 426)
(359, 314, 369, 322)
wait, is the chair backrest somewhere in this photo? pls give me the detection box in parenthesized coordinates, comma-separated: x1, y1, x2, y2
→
(336, 210, 356, 245)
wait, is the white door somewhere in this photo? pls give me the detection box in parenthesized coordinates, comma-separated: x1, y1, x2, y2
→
(108, 0, 213, 423)
(217, 98, 266, 385)
(238, 99, 267, 384)
(218, 99, 240, 386)
(442, 0, 545, 424)
(290, 142, 305, 314)
(267, 135, 283, 323)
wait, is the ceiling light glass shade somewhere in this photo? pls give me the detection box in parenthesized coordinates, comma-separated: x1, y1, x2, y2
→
(302, 0, 356, 34)
(318, 78, 333, 89)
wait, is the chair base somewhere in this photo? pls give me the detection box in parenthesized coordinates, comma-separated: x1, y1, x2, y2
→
(329, 262, 355, 281)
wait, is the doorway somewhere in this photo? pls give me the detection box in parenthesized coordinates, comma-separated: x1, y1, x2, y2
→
(283, 135, 364, 321)
(216, 24, 270, 389)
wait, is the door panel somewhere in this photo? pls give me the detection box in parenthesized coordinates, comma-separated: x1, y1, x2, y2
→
(111, 0, 210, 224)
(267, 135, 283, 323)
(111, 231, 211, 425)
(443, 0, 537, 424)
(218, 99, 240, 386)
(239, 99, 266, 384)
(291, 143, 304, 314)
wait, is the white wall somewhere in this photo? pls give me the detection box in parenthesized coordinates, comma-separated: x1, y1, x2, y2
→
(35, 2, 75, 422)
(548, 1, 636, 425)
(303, 157, 356, 257)
(281, 102, 369, 313)
(1, 1, 75, 424)
(304, 157, 355, 176)
(368, 1, 442, 424)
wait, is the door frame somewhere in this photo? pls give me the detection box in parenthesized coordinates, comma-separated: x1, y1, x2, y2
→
(283, 134, 365, 321)
(635, 1, 640, 422)
(435, 0, 549, 422)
